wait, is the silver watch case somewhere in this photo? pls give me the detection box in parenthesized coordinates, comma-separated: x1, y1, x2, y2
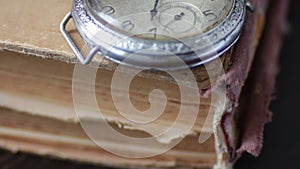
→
(61, 0, 252, 70)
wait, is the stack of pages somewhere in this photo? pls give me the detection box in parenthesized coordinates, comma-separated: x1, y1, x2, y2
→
(0, 0, 289, 168)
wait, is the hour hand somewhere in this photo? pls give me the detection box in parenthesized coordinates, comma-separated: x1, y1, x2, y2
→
(150, 0, 159, 20)
(150, 9, 158, 20)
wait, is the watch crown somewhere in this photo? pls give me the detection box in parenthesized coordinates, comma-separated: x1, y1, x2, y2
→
(246, 1, 255, 12)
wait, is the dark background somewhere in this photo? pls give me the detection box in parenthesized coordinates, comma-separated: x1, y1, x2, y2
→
(0, 0, 299, 169)
(236, 0, 300, 168)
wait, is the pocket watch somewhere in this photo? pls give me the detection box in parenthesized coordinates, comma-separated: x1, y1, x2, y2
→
(61, 0, 254, 69)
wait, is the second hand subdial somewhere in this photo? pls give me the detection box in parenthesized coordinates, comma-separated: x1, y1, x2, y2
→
(164, 12, 185, 32)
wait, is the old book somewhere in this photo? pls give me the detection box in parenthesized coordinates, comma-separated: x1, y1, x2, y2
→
(0, 0, 288, 168)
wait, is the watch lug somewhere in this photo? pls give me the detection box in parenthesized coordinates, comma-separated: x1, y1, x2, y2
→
(60, 12, 100, 65)
(246, 1, 255, 12)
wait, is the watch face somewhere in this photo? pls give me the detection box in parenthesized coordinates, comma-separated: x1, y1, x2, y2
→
(86, 0, 234, 39)
(70, 0, 244, 68)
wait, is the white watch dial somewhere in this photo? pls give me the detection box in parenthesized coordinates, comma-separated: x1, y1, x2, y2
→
(87, 0, 233, 39)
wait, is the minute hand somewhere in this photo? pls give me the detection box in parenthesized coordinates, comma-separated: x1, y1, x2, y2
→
(150, 0, 159, 20)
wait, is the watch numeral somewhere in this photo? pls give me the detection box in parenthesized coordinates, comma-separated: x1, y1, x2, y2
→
(148, 27, 157, 39)
(121, 20, 135, 31)
(101, 6, 115, 15)
(202, 10, 218, 21)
